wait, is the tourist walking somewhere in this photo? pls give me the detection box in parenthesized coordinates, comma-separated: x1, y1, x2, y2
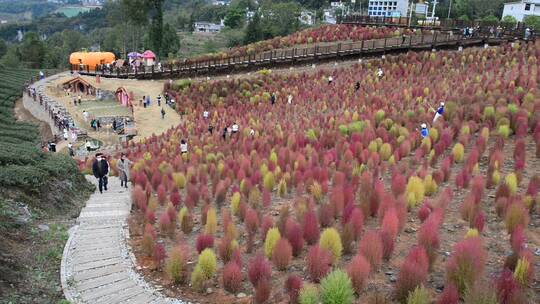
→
(420, 123, 429, 139)
(231, 122, 239, 134)
(271, 93, 276, 105)
(92, 153, 109, 194)
(355, 81, 360, 91)
(287, 94, 293, 104)
(83, 110, 89, 122)
(85, 139, 91, 152)
(161, 108, 166, 119)
(180, 139, 188, 154)
(116, 153, 131, 188)
(222, 126, 228, 140)
(432, 102, 445, 123)
(68, 142, 74, 157)
(377, 67, 384, 79)
(63, 128, 69, 141)
(328, 75, 333, 84)
(157, 94, 162, 106)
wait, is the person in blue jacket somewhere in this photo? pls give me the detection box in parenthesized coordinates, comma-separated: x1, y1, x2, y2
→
(433, 102, 445, 123)
(420, 123, 429, 138)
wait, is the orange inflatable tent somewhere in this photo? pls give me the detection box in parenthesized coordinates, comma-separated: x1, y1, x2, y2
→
(69, 52, 116, 71)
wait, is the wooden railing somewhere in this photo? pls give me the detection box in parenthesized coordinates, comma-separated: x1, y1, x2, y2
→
(74, 32, 520, 80)
(339, 15, 528, 32)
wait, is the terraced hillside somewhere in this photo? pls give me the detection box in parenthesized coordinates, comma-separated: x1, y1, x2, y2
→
(0, 69, 92, 303)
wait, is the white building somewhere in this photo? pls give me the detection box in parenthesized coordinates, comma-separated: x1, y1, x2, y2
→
(368, 0, 409, 17)
(212, 0, 230, 6)
(502, 0, 540, 22)
(194, 21, 224, 33)
(299, 10, 315, 25)
(323, 9, 337, 24)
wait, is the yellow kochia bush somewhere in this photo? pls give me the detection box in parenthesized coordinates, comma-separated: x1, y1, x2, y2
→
(406, 176, 425, 209)
(264, 228, 281, 258)
(452, 143, 465, 163)
(319, 228, 343, 263)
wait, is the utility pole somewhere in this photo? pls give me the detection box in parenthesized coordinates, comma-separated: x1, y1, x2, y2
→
(447, 0, 452, 19)
(431, 0, 438, 19)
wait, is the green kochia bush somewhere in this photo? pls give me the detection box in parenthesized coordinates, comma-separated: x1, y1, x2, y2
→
(320, 269, 354, 304)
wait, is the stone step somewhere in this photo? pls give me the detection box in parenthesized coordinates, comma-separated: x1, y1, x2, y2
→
(73, 264, 126, 282)
(80, 279, 137, 302)
(73, 257, 123, 272)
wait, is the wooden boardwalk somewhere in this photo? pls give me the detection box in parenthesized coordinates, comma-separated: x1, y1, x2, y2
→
(78, 33, 515, 80)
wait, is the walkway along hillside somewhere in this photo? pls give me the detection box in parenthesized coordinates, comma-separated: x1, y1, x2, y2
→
(75, 32, 527, 80)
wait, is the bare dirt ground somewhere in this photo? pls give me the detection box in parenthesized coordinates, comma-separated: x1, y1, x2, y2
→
(13, 98, 53, 141)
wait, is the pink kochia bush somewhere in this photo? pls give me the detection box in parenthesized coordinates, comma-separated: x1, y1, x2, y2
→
(303, 210, 320, 244)
(358, 230, 383, 269)
(248, 254, 272, 287)
(195, 233, 214, 253)
(395, 246, 429, 302)
(347, 254, 371, 294)
(285, 274, 303, 304)
(306, 245, 331, 282)
(222, 261, 243, 293)
(380, 208, 399, 260)
(445, 237, 487, 295)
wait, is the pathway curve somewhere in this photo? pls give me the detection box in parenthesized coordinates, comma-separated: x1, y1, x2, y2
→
(61, 176, 183, 304)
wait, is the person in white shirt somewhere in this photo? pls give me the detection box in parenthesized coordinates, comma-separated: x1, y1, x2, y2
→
(231, 123, 239, 134)
(377, 67, 384, 79)
(203, 111, 209, 119)
(328, 76, 333, 84)
(287, 94, 293, 104)
(180, 139, 188, 154)
(250, 128, 255, 136)
(83, 110, 89, 122)
(63, 128, 69, 141)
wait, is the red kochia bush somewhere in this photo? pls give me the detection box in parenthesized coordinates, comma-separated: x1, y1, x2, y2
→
(306, 245, 332, 282)
(358, 230, 383, 269)
(347, 254, 371, 294)
(380, 208, 399, 260)
(133, 185, 147, 210)
(418, 218, 440, 268)
(303, 210, 320, 244)
(260, 215, 273, 241)
(285, 219, 304, 256)
(153, 243, 166, 269)
(272, 238, 293, 270)
(495, 269, 526, 304)
(391, 172, 407, 196)
(170, 188, 181, 207)
(248, 254, 272, 287)
(445, 237, 486, 295)
(395, 246, 429, 302)
(254, 278, 271, 304)
(436, 283, 459, 304)
(195, 233, 214, 253)
(157, 184, 167, 204)
(222, 261, 243, 293)
(285, 274, 303, 304)
(417, 203, 432, 223)
(348, 207, 364, 240)
(510, 225, 526, 253)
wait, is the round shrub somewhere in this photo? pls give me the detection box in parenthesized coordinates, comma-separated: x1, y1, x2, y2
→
(165, 246, 187, 284)
(498, 124, 511, 138)
(320, 269, 354, 304)
(264, 227, 281, 258)
(319, 228, 343, 263)
(263, 171, 275, 191)
(407, 285, 431, 304)
(272, 238, 293, 270)
(197, 248, 217, 279)
(452, 143, 465, 163)
(190, 265, 206, 292)
(423, 174, 438, 197)
(222, 261, 243, 293)
(406, 176, 425, 209)
(230, 192, 241, 215)
(299, 284, 319, 304)
(380, 143, 392, 161)
(504, 173, 518, 195)
(347, 254, 371, 294)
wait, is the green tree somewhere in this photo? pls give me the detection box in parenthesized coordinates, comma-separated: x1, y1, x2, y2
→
(147, 0, 164, 57)
(224, 8, 245, 28)
(243, 12, 262, 44)
(161, 23, 180, 57)
(502, 15, 517, 26)
(0, 39, 6, 58)
(524, 15, 540, 31)
(259, 2, 301, 38)
(0, 46, 20, 68)
(20, 32, 45, 68)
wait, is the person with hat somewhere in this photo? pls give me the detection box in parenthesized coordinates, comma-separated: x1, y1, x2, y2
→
(433, 102, 445, 123)
(180, 139, 188, 154)
(92, 153, 109, 194)
(420, 123, 429, 139)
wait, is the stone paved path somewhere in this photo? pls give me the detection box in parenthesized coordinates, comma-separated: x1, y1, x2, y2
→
(61, 176, 183, 304)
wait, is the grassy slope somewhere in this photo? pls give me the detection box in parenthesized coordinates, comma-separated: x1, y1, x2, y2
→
(0, 69, 93, 304)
